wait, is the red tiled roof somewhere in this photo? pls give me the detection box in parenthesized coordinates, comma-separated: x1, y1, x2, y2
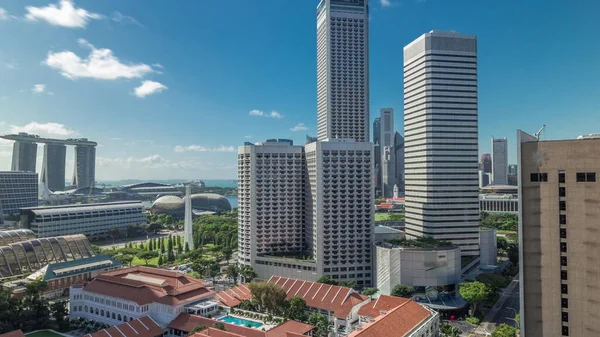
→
(86, 316, 164, 337)
(265, 320, 313, 337)
(376, 203, 393, 209)
(217, 284, 252, 307)
(82, 266, 214, 305)
(349, 300, 432, 337)
(357, 295, 410, 318)
(191, 328, 246, 337)
(168, 313, 265, 337)
(268, 276, 370, 319)
(0, 330, 25, 337)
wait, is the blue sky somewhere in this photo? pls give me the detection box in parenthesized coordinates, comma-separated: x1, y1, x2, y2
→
(1, 0, 599, 180)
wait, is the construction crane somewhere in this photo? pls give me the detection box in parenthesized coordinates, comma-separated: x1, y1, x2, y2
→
(534, 125, 546, 140)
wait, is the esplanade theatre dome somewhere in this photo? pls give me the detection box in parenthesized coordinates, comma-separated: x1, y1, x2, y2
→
(150, 193, 231, 216)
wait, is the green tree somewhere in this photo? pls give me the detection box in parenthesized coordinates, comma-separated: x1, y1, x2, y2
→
(191, 325, 207, 333)
(317, 276, 338, 285)
(497, 236, 509, 252)
(212, 322, 226, 331)
(137, 250, 159, 266)
(506, 242, 519, 266)
(148, 222, 163, 233)
(440, 322, 461, 337)
(50, 301, 69, 331)
(157, 254, 164, 266)
(239, 265, 258, 283)
(185, 242, 190, 252)
(491, 323, 517, 337)
(248, 282, 287, 314)
(225, 264, 240, 285)
(307, 312, 332, 337)
(340, 280, 358, 289)
(361, 287, 378, 298)
(140, 241, 145, 250)
(108, 226, 121, 240)
(160, 237, 165, 254)
(391, 284, 415, 298)
(204, 261, 221, 283)
(459, 281, 491, 316)
(177, 240, 183, 254)
(286, 296, 307, 321)
(115, 254, 134, 266)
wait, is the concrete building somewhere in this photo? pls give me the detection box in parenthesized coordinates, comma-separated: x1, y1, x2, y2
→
(480, 153, 492, 174)
(72, 144, 96, 188)
(479, 169, 491, 188)
(20, 201, 147, 238)
(374, 241, 462, 296)
(183, 186, 194, 251)
(479, 227, 497, 266)
(69, 266, 218, 326)
(373, 117, 381, 194)
(380, 108, 395, 197)
(508, 164, 518, 175)
(11, 140, 37, 172)
(518, 131, 600, 337)
(491, 137, 508, 185)
(40, 143, 66, 191)
(403, 31, 480, 256)
(479, 194, 518, 214)
(316, 0, 369, 142)
(237, 139, 306, 267)
(394, 132, 405, 195)
(0, 171, 38, 217)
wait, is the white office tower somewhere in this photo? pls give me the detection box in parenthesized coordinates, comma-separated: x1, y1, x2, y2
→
(316, 0, 369, 142)
(237, 140, 309, 272)
(184, 185, 194, 251)
(305, 139, 374, 286)
(403, 31, 480, 256)
(380, 108, 396, 197)
(491, 137, 508, 185)
(393, 184, 399, 198)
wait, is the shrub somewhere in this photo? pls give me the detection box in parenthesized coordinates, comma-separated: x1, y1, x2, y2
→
(466, 316, 481, 325)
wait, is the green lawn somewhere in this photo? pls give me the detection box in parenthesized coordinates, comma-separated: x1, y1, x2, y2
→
(26, 330, 65, 337)
(375, 213, 392, 222)
(131, 256, 159, 267)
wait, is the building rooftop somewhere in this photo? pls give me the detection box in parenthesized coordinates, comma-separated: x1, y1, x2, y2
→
(269, 276, 370, 319)
(379, 237, 455, 249)
(43, 255, 121, 281)
(374, 226, 402, 235)
(85, 316, 163, 337)
(1, 133, 97, 146)
(349, 299, 432, 337)
(357, 295, 410, 318)
(21, 201, 144, 216)
(0, 330, 25, 337)
(78, 266, 214, 306)
(216, 283, 252, 307)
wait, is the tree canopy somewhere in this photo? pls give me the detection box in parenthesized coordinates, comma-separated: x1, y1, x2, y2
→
(491, 323, 517, 337)
(248, 282, 287, 314)
(459, 281, 491, 315)
(391, 284, 415, 298)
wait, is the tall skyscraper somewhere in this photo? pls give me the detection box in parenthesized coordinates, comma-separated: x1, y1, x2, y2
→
(380, 108, 395, 197)
(373, 117, 381, 194)
(72, 144, 96, 188)
(40, 143, 66, 191)
(184, 185, 194, 251)
(238, 0, 373, 286)
(480, 153, 492, 173)
(394, 132, 405, 195)
(403, 31, 480, 256)
(0, 171, 38, 216)
(491, 137, 508, 185)
(518, 130, 600, 337)
(316, 0, 369, 142)
(11, 141, 37, 172)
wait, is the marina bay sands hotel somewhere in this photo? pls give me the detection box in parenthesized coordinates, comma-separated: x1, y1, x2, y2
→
(1, 133, 97, 191)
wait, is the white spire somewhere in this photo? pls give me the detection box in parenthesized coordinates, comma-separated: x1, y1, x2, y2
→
(184, 185, 194, 250)
(393, 184, 399, 199)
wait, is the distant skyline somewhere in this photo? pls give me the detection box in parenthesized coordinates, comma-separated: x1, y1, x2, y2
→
(1, 0, 599, 180)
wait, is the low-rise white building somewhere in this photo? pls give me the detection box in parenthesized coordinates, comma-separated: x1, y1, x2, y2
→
(69, 266, 218, 327)
(479, 194, 518, 214)
(21, 201, 147, 238)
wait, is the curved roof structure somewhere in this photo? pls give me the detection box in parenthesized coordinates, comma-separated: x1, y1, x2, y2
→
(184, 193, 232, 212)
(122, 182, 170, 190)
(0, 229, 36, 246)
(151, 195, 185, 211)
(0, 234, 94, 279)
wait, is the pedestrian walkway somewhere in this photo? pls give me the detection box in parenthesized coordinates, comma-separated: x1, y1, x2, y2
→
(474, 274, 519, 335)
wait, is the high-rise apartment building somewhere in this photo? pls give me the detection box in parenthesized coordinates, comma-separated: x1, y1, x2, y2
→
(11, 141, 37, 172)
(72, 145, 96, 188)
(316, 0, 369, 142)
(518, 131, 600, 337)
(491, 137, 508, 185)
(380, 108, 395, 197)
(238, 139, 306, 268)
(0, 171, 38, 216)
(40, 144, 66, 191)
(403, 31, 480, 256)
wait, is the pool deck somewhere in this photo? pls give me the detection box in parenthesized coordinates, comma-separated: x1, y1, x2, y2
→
(217, 314, 273, 330)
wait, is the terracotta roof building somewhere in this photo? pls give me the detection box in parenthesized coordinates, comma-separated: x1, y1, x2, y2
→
(216, 284, 251, 308)
(167, 313, 313, 337)
(350, 296, 439, 337)
(0, 330, 25, 337)
(70, 266, 219, 327)
(86, 316, 164, 337)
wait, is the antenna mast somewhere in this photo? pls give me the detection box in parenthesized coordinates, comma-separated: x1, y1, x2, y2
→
(534, 125, 546, 140)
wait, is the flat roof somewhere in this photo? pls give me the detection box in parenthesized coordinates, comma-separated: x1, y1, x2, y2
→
(22, 201, 144, 215)
(0, 133, 97, 146)
(375, 226, 403, 234)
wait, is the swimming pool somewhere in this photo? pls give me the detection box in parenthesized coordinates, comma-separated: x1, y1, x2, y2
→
(218, 315, 263, 328)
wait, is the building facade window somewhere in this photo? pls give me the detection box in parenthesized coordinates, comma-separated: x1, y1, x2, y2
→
(561, 270, 568, 280)
(559, 201, 566, 211)
(559, 171, 566, 183)
(530, 173, 548, 182)
(562, 326, 569, 336)
(561, 298, 569, 308)
(561, 284, 568, 294)
(560, 214, 567, 225)
(559, 187, 566, 197)
(576, 172, 596, 182)
(561, 256, 568, 266)
(560, 228, 567, 238)
(560, 242, 567, 253)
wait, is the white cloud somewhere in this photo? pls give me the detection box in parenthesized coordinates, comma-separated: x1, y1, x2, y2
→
(380, 0, 392, 7)
(244, 135, 252, 139)
(152, 63, 164, 69)
(133, 80, 167, 98)
(174, 145, 236, 153)
(248, 109, 283, 119)
(44, 39, 154, 80)
(111, 11, 143, 27)
(0, 8, 9, 21)
(25, 0, 102, 28)
(10, 122, 76, 137)
(290, 123, 309, 132)
(109, 137, 121, 141)
(32, 84, 46, 93)
(138, 154, 164, 164)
